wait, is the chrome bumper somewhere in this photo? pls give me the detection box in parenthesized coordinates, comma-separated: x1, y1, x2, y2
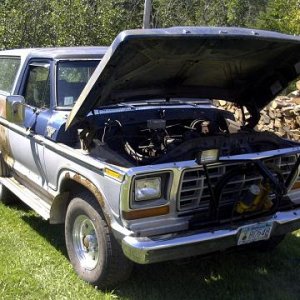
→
(122, 208, 300, 264)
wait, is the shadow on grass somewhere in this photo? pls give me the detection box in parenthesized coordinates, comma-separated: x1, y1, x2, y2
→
(8, 200, 66, 253)
(7, 199, 68, 257)
(17, 208, 300, 300)
(21, 214, 67, 258)
(9, 199, 32, 213)
(115, 234, 300, 300)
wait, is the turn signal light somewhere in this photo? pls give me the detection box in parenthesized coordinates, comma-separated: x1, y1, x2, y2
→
(122, 205, 170, 220)
(291, 181, 300, 190)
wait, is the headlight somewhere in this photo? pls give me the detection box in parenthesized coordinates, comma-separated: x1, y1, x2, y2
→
(134, 177, 162, 201)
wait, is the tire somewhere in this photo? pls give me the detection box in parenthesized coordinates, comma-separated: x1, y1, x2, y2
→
(65, 192, 133, 288)
(0, 153, 10, 177)
(0, 153, 16, 205)
(0, 183, 17, 205)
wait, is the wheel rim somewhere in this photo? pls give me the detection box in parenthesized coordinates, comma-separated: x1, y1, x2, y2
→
(72, 215, 99, 270)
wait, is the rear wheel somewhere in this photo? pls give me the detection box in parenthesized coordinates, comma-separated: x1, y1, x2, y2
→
(0, 153, 10, 177)
(65, 192, 133, 288)
(0, 154, 16, 205)
(0, 183, 17, 205)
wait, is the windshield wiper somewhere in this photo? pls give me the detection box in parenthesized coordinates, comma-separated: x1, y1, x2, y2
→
(167, 99, 198, 107)
(118, 102, 136, 110)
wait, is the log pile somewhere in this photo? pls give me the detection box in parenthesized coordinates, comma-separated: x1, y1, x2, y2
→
(214, 81, 300, 141)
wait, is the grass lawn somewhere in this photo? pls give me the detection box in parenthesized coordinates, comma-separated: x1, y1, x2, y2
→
(0, 202, 299, 300)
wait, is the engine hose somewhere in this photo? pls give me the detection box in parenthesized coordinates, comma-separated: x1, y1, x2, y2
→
(102, 119, 123, 143)
(124, 142, 148, 162)
(101, 119, 148, 164)
(124, 141, 158, 165)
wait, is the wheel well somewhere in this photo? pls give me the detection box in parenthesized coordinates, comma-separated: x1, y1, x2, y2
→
(50, 178, 103, 224)
(60, 177, 91, 196)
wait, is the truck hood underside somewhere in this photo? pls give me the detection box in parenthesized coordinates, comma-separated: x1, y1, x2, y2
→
(66, 27, 300, 128)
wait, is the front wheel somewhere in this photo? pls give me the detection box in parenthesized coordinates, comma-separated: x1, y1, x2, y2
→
(65, 192, 133, 288)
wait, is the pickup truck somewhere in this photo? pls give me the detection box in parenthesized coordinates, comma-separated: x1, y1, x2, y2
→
(1, 27, 300, 288)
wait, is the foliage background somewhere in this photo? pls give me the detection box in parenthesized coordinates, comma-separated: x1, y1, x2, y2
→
(0, 0, 299, 49)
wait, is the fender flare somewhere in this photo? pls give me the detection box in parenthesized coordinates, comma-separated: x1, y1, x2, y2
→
(50, 170, 112, 225)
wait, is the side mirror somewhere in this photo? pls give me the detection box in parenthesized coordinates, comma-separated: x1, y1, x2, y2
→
(6, 95, 25, 125)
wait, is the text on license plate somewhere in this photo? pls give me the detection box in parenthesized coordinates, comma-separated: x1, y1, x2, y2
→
(237, 222, 273, 245)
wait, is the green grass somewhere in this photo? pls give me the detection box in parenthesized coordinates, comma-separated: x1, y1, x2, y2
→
(0, 202, 299, 300)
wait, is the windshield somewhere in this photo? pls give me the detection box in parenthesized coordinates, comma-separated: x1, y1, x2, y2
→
(57, 60, 99, 107)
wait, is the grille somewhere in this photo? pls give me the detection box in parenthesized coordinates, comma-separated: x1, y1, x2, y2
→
(177, 155, 297, 212)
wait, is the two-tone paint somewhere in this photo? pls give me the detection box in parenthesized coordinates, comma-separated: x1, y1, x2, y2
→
(0, 28, 300, 265)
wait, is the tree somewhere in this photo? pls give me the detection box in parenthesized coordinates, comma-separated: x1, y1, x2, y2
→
(152, 0, 267, 28)
(0, 0, 53, 48)
(257, 0, 300, 34)
(0, 0, 296, 50)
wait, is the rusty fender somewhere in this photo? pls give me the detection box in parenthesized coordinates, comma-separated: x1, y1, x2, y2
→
(63, 171, 112, 225)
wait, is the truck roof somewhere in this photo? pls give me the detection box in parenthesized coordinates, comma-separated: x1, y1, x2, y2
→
(0, 46, 108, 60)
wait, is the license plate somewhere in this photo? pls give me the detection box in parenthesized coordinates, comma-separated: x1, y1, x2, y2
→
(237, 222, 273, 245)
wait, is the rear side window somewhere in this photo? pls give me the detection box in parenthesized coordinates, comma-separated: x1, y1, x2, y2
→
(0, 57, 20, 94)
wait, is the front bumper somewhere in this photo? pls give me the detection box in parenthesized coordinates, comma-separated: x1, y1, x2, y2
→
(122, 208, 300, 264)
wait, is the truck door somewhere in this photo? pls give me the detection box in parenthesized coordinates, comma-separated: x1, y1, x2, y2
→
(8, 61, 51, 189)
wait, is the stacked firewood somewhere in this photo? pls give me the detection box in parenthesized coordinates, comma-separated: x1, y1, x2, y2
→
(214, 81, 300, 141)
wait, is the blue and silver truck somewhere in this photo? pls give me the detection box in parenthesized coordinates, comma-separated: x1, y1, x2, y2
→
(0, 27, 300, 288)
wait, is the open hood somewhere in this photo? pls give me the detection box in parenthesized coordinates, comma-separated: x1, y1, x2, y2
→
(66, 27, 300, 128)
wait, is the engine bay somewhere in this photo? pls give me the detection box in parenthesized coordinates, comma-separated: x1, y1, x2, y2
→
(77, 105, 297, 167)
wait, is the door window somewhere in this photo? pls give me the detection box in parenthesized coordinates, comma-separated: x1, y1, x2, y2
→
(23, 63, 50, 108)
